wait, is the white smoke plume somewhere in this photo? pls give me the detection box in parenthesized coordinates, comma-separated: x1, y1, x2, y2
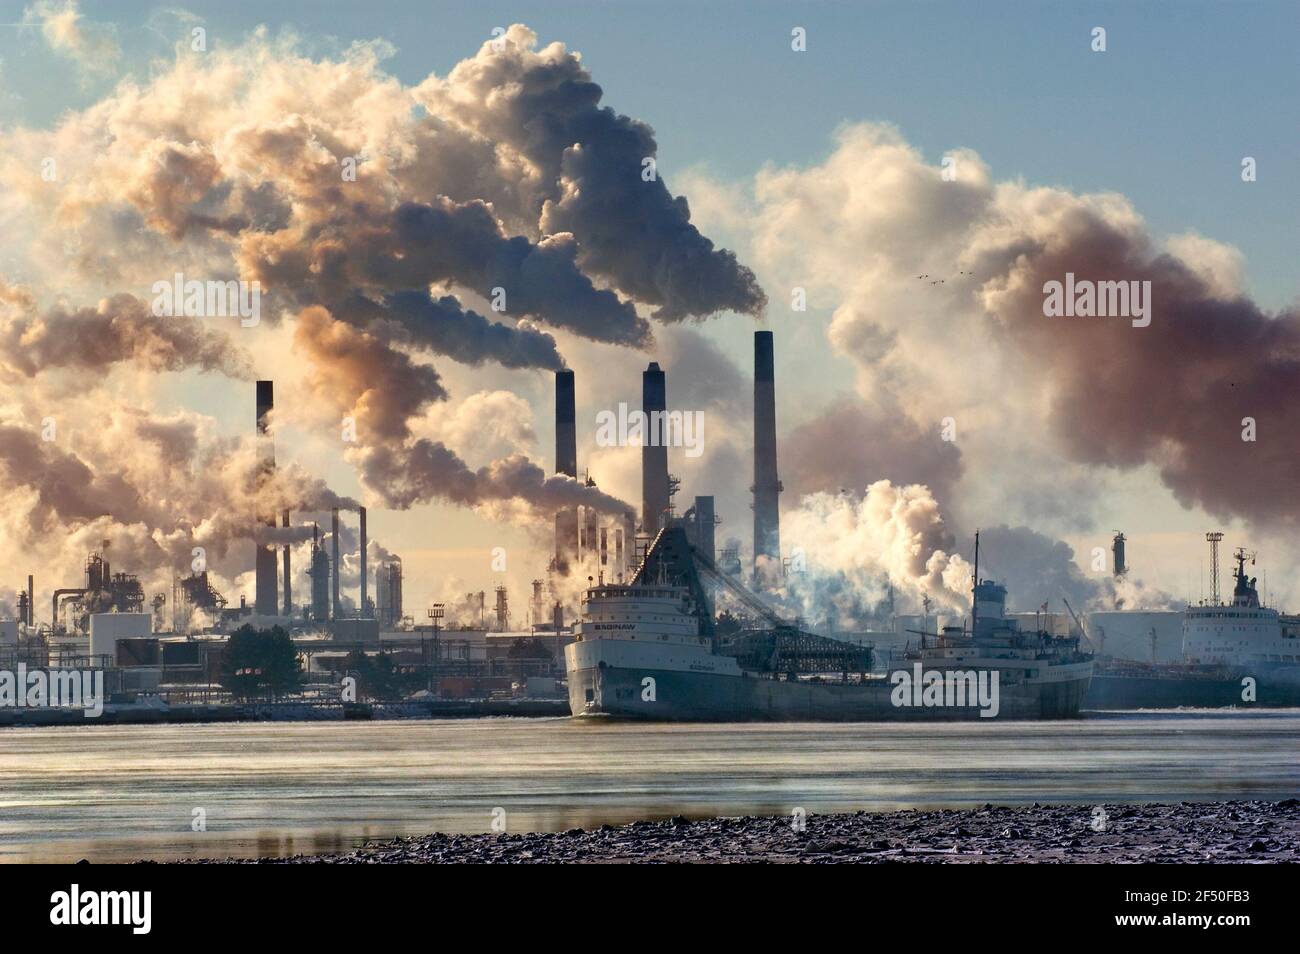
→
(780, 481, 973, 625)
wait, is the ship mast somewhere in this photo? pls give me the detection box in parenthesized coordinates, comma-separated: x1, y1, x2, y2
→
(1206, 531, 1224, 604)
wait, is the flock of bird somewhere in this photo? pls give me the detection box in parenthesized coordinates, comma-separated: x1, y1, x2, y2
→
(916, 270, 978, 285)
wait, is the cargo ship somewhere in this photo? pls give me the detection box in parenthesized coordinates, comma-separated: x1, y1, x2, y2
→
(1085, 546, 1300, 709)
(566, 527, 1093, 721)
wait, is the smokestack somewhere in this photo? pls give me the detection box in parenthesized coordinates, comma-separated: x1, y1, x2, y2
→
(641, 362, 669, 535)
(281, 510, 292, 616)
(255, 379, 274, 438)
(583, 505, 599, 563)
(254, 380, 278, 615)
(26, 575, 33, 626)
(752, 332, 782, 584)
(495, 585, 509, 630)
(556, 369, 577, 477)
(359, 506, 368, 618)
(622, 510, 636, 577)
(554, 370, 579, 572)
(693, 496, 717, 563)
(331, 508, 341, 619)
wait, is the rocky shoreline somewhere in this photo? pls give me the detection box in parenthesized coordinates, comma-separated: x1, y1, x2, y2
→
(201, 799, 1299, 863)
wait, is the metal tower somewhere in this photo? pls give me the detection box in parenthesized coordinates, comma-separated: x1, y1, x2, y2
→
(1206, 531, 1224, 604)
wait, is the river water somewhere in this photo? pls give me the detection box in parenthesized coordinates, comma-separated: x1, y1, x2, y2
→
(1, 709, 1296, 862)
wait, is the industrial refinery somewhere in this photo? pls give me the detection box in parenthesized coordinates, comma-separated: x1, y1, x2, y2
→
(0, 1, 1295, 889)
(4, 323, 1298, 722)
(0, 325, 801, 722)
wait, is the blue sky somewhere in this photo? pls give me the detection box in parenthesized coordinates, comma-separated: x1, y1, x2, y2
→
(3, 0, 1295, 307)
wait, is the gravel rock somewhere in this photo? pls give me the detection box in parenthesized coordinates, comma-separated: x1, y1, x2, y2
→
(179, 799, 1300, 864)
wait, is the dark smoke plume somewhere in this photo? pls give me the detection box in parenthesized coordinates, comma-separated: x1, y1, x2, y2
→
(417, 25, 767, 321)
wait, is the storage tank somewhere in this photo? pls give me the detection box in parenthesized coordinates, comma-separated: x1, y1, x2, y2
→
(1087, 610, 1183, 663)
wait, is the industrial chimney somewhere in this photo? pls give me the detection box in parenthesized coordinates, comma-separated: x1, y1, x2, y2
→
(641, 362, 669, 535)
(281, 510, 292, 616)
(359, 505, 368, 618)
(331, 508, 341, 619)
(1112, 531, 1127, 577)
(554, 370, 579, 572)
(621, 510, 637, 577)
(308, 524, 330, 622)
(752, 332, 782, 585)
(254, 380, 279, 615)
(494, 585, 509, 630)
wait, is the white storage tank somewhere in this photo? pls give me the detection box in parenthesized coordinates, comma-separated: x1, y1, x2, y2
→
(1086, 610, 1183, 663)
(88, 613, 152, 659)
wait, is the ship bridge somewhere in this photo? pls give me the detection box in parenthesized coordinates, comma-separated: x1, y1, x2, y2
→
(633, 522, 872, 675)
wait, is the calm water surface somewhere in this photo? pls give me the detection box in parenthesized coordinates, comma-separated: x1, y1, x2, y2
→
(1, 710, 1296, 862)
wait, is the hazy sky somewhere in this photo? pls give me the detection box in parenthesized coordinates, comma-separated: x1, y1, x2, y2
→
(1, 1, 1296, 623)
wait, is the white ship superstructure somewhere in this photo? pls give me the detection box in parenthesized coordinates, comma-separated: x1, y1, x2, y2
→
(1183, 548, 1300, 667)
(568, 585, 742, 715)
(913, 580, 1096, 694)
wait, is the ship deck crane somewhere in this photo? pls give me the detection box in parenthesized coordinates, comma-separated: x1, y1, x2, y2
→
(630, 523, 871, 675)
(1061, 597, 1094, 652)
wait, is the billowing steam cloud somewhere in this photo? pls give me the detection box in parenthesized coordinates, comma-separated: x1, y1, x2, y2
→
(781, 481, 973, 623)
(0, 21, 768, 612)
(0, 401, 362, 621)
(777, 488, 1174, 628)
(354, 440, 633, 517)
(979, 222, 1300, 528)
(415, 25, 766, 321)
(731, 121, 1299, 535)
(0, 284, 252, 381)
(241, 195, 650, 347)
(975, 524, 1174, 614)
(381, 292, 564, 370)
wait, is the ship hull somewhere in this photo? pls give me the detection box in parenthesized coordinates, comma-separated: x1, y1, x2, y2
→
(568, 658, 1091, 722)
(1085, 665, 1300, 709)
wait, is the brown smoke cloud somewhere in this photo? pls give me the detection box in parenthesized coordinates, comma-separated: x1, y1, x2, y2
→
(0, 285, 252, 381)
(292, 306, 447, 446)
(783, 396, 963, 505)
(976, 217, 1300, 528)
(353, 440, 633, 518)
(731, 121, 1298, 533)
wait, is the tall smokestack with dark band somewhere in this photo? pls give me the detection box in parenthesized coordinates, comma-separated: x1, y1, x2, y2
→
(255, 380, 278, 615)
(752, 332, 782, 584)
(554, 370, 579, 572)
(641, 362, 669, 535)
(331, 507, 341, 619)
